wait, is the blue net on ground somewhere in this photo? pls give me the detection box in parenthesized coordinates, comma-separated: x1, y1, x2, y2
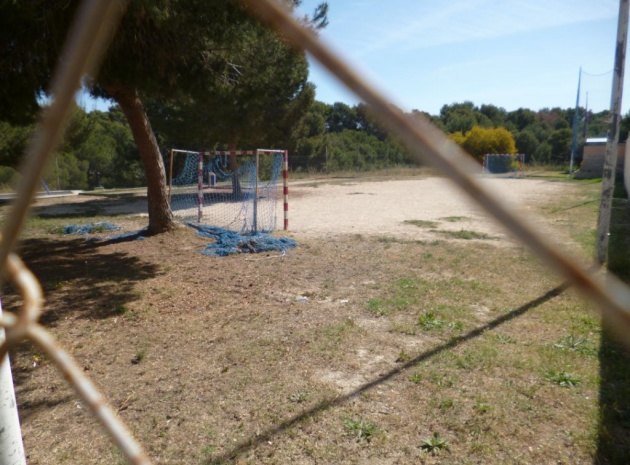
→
(63, 223, 147, 242)
(63, 222, 122, 235)
(104, 229, 148, 242)
(186, 222, 297, 257)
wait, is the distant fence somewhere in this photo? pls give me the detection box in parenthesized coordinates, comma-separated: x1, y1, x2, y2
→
(1, 2, 630, 465)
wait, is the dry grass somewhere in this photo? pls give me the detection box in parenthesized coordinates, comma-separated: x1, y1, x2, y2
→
(3, 173, 629, 464)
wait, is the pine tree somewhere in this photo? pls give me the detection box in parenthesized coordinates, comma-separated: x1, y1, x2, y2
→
(0, 0, 327, 234)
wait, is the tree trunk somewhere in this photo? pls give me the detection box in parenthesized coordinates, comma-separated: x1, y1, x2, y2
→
(228, 138, 242, 198)
(104, 85, 176, 234)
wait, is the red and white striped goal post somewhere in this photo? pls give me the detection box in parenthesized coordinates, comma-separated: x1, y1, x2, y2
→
(168, 148, 289, 230)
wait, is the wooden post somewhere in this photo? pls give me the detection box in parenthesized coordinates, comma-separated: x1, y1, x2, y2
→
(596, 0, 629, 265)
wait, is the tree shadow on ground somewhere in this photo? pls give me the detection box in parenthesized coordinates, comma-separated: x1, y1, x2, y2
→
(204, 283, 569, 465)
(4, 235, 161, 424)
(597, 181, 630, 464)
(3, 236, 161, 326)
(29, 193, 147, 219)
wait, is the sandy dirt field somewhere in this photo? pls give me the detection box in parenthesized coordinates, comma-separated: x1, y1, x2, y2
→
(287, 177, 569, 241)
(30, 176, 573, 243)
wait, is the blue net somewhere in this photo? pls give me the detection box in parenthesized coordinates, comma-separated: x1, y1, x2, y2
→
(63, 222, 122, 235)
(169, 151, 284, 233)
(186, 222, 297, 257)
(105, 229, 148, 242)
(63, 223, 147, 242)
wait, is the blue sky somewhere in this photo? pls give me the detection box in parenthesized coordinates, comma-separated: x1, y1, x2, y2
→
(296, 0, 626, 115)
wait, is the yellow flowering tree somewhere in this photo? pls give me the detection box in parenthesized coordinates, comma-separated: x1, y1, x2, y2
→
(449, 126, 517, 162)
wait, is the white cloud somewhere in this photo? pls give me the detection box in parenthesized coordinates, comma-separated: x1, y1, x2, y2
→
(319, 0, 619, 57)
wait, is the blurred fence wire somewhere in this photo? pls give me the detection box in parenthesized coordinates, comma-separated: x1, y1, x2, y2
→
(0, 1, 629, 465)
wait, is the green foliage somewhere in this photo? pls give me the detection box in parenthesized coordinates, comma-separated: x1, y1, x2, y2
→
(553, 334, 597, 356)
(343, 417, 380, 442)
(548, 128, 573, 163)
(0, 120, 33, 166)
(37, 106, 143, 190)
(404, 219, 439, 228)
(515, 130, 539, 158)
(435, 229, 494, 240)
(417, 311, 445, 331)
(543, 370, 581, 388)
(0, 166, 18, 191)
(532, 142, 553, 165)
(420, 432, 450, 454)
(288, 391, 311, 403)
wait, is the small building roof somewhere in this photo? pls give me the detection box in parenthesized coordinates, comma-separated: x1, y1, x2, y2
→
(586, 137, 608, 144)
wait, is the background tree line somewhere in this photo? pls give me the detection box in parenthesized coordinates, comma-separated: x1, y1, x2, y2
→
(286, 100, 630, 171)
(2, 98, 629, 191)
(0, 105, 143, 191)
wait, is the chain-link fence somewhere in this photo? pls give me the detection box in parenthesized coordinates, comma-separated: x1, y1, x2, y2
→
(1, 1, 629, 465)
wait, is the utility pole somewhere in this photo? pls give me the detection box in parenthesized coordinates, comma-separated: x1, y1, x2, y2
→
(569, 67, 581, 177)
(583, 92, 589, 140)
(596, 0, 629, 265)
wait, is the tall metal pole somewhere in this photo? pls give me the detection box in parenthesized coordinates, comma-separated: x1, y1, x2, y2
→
(569, 67, 581, 177)
(583, 92, 589, 140)
(596, 0, 629, 265)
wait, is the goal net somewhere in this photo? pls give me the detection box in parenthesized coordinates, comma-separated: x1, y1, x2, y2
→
(483, 153, 524, 177)
(168, 149, 287, 233)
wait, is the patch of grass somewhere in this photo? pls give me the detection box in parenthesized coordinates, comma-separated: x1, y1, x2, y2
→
(114, 304, 128, 315)
(199, 444, 216, 459)
(396, 349, 412, 362)
(553, 334, 597, 356)
(131, 349, 146, 365)
(574, 228, 597, 256)
(376, 235, 402, 244)
(367, 298, 387, 316)
(438, 398, 454, 411)
(420, 432, 450, 454)
(366, 277, 426, 315)
(404, 219, 439, 228)
(493, 333, 517, 344)
(288, 391, 311, 403)
(417, 311, 445, 331)
(343, 417, 380, 443)
(435, 229, 495, 240)
(440, 216, 470, 222)
(473, 401, 491, 414)
(428, 372, 456, 388)
(543, 370, 581, 388)
(409, 373, 423, 384)
(390, 322, 417, 335)
(316, 319, 357, 351)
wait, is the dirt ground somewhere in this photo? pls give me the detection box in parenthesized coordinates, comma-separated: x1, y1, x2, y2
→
(4, 174, 614, 464)
(31, 175, 573, 242)
(288, 176, 569, 240)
